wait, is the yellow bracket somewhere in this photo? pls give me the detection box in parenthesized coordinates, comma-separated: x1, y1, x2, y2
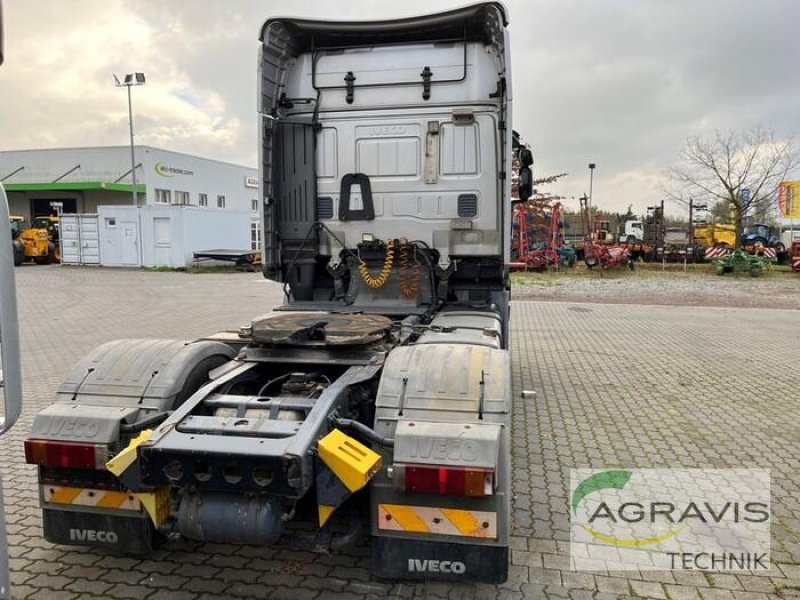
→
(106, 429, 152, 477)
(317, 428, 382, 493)
(106, 429, 170, 528)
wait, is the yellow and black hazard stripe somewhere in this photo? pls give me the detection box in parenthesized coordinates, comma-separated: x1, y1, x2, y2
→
(43, 485, 141, 511)
(378, 504, 497, 539)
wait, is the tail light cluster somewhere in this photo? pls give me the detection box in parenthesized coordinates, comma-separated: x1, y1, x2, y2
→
(24, 439, 108, 470)
(391, 463, 494, 497)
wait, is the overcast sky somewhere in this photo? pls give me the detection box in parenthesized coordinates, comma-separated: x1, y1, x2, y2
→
(2, 0, 799, 215)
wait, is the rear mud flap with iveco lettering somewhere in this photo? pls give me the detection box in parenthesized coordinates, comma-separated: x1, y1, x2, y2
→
(42, 507, 157, 554)
(371, 536, 509, 583)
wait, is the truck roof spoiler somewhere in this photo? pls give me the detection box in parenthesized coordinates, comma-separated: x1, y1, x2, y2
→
(259, 2, 508, 49)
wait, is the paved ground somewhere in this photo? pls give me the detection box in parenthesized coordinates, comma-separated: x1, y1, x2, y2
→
(3, 266, 800, 599)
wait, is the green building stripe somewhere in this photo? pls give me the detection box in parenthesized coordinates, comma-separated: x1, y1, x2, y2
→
(3, 181, 145, 193)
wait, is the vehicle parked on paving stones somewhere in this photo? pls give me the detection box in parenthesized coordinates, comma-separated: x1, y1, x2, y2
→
(17, 216, 60, 265)
(23, 3, 514, 584)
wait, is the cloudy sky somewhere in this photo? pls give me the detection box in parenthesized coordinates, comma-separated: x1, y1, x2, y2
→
(1, 0, 799, 215)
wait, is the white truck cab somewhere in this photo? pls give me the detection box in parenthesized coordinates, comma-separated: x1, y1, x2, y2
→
(623, 220, 644, 243)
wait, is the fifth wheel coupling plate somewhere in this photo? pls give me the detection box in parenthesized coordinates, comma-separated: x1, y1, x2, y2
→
(250, 313, 392, 346)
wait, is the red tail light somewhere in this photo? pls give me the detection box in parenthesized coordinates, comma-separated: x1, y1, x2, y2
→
(394, 464, 494, 497)
(24, 439, 107, 470)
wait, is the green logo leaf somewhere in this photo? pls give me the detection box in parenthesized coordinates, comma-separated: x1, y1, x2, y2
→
(571, 470, 631, 516)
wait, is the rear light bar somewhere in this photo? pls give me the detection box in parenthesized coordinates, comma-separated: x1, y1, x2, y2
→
(24, 439, 108, 470)
(392, 464, 494, 497)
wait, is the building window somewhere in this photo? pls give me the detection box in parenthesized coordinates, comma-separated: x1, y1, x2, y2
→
(175, 191, 190, 205)
(251, 199, 259, 212)
(104, 217, 116, 227)
(251, 221, 262, 251)
(155, 189, 171, 204)
(217, 195, 226, 208)
(154, 217, 171, 247)
(199, 193, 208, 207)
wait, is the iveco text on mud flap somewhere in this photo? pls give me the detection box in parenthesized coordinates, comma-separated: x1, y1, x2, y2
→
(24, 2, 517, 584)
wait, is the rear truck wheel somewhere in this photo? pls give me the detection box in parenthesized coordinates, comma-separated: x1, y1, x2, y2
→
(25, 339, 236, 554)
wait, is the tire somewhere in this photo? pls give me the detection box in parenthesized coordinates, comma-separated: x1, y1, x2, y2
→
(568, 254, 576, 268)
(13, 244, 24, 266)
(775, 243, 785, 254)
(173, 354, 232, 408)
(628, 260, 635, 271)
(34, 254, 52, 265)
(584, 256, 598, 268)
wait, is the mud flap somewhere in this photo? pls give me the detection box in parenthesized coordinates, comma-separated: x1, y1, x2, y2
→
(42, 507, 158, 554)
(371, 536, 508, 583)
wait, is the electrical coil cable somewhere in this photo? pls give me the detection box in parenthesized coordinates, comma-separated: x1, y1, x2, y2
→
(398, 241, 421, 299)
(357, 239, 394, 288)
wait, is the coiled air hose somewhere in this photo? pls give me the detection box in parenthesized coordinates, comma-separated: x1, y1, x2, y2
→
(357, 239, 394, 288)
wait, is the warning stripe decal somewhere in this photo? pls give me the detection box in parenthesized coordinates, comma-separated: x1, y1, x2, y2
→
(43, 485, 140, 511)
(704, 247, 730, 259)
(378, 504, 497, 539)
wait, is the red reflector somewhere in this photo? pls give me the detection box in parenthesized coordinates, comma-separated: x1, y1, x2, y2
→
(402, 465, 493, 497)
(24, 439, 105, 470)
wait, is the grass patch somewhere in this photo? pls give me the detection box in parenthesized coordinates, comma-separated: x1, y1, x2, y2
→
(511, 261, 798, 285)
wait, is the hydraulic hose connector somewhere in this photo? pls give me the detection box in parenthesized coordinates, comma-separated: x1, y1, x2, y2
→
(358, 239, 394, 288)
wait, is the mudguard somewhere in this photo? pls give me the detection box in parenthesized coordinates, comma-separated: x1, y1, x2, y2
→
(30, 338, 237, 554)
(30, 339, 237, 444)
(370, 341, 512, 583)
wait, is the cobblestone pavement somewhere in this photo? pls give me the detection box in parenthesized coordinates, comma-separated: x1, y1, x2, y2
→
(3, 266, 799, 599)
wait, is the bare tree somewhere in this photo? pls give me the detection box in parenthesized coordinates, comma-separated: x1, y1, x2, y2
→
(666, 127, 800, 245)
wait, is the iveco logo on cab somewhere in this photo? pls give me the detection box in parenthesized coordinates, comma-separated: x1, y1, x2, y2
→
(408, 559, 466, 574)
(69, 529, 118, 543)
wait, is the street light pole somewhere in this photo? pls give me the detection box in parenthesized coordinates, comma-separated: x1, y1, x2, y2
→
(126, 84, 136, 206)
(588, 162, 596, 212)
(114, 72, 146, 206)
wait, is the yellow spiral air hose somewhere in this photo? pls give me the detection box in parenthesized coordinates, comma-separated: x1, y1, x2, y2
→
(357, 239, 394, 288)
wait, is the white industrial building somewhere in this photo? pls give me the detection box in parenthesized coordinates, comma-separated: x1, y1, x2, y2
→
(1, 146, 262, 267)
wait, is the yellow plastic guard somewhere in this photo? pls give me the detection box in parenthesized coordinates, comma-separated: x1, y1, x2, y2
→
(106, 429, 153, 477)
(318, 504, 336, 527)
(317, 428, 382, 493)
(136, 487, 171, 528)
(105, 429, 170, 527)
